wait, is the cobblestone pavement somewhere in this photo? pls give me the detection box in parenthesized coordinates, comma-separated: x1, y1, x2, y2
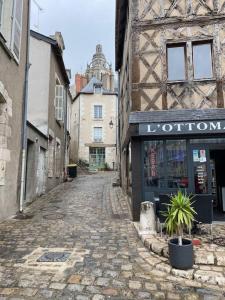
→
(0, 173, 224, 300)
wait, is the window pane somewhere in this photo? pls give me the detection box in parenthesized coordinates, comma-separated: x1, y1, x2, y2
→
(94, 105, 102, 119)
(166, 140, 188, 189)
(193, 43, 213, 79)
(94, 127, 102, 142)
(0, 0, 3, 27)
(144, 141, 164, 187)
(193, 149, 208, 194)
(167, 46, 186, 81)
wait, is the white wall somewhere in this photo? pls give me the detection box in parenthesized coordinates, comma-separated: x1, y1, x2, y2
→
(28, 36, 51, 135)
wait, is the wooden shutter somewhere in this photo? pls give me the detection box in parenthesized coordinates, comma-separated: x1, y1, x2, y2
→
(55, 85, 64, 121)
(11, 0, 23, 60)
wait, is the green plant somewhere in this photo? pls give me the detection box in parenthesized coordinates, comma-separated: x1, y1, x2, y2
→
(163, 191, 196, 246)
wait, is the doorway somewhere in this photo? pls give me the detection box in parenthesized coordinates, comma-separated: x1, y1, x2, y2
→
(210, 150, 225, 221)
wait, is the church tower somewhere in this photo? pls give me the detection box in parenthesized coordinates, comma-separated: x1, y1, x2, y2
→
(85, 44, 114, 92)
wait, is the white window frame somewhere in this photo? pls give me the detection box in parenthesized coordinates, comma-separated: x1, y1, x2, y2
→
(55, 85, 64, 122)
(93, 127, 103, 143)
(94, 105, 102, 119)
(0, 0, 4, 30)
(11, 0, 23, 61)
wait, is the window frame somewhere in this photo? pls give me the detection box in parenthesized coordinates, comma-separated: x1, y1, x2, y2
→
(94, 105, 103, 119)
(11, 0, 23, 62)
(93, 127, 103, 143)
(192, 40, 214, 80)
(0, 0, 4, 30)
(55, 84, 64, 122)
(166, 43, 187, 82)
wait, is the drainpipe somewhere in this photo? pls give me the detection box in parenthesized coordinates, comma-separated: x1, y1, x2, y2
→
(117, 69, 121, 181)
(19, 0, 31, 212)
(64, 85, 68, 177)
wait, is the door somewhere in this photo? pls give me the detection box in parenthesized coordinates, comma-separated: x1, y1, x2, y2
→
(190, 147, 211, 195)
(89, 147, 105, 170)
(36, 147, 46, 196)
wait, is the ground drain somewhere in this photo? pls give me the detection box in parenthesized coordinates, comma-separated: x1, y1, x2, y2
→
(37, 251, 71, 262)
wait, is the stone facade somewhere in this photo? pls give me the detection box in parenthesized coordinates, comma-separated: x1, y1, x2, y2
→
(0, 0, 29, 220)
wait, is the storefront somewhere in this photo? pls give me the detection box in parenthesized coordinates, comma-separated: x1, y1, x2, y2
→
(129, 109, 225, 221)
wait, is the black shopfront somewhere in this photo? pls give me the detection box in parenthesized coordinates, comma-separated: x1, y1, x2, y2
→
(129, 109, 225, 221)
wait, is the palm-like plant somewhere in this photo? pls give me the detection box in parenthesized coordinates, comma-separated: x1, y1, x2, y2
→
(164, 191, 196, 246)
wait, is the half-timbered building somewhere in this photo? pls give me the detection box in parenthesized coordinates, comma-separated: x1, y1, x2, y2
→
(116, 0, 225, 221)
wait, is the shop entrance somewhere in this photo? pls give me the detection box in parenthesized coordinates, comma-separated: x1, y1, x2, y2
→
(210, 150, 225, 220)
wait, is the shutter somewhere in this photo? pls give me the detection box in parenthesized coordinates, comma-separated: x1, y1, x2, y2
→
(11, 0, 23, 59)
(0, 0, 3, 28)
(55, 85, 64, 121)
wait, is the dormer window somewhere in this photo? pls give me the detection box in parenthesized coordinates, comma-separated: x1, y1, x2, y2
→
(94, 83, 102, 94)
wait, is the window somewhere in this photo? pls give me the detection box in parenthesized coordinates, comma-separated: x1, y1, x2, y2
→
(11, 0, 23, 59)
(94, 105, 102, 119)
(166, 140, 188, 189)
(0, 0, 3, 28)
(167, 44, 186, 81)
(144, 141, 164, 188)
(93, 127, 102, 142)
(0, 0, 23, 60)
(94, 84, 102, 94)
(193, 42, 213, 79)
(55, 85, 64, 121)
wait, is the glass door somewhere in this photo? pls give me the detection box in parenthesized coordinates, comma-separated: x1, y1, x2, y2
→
(190, 147, 211, 194)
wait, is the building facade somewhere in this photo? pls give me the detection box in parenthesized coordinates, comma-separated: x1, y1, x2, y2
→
(116, 0, 225, 221)
(71, 78, 117, 170)
(0, 0, 30, 220)
(27, 30, 70, 202)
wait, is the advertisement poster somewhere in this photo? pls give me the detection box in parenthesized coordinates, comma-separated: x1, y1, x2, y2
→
(200, 149, 206, 162)
(193, 150, 199, 162)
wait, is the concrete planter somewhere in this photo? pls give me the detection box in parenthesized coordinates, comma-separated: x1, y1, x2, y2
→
(169, 238, 193, 270)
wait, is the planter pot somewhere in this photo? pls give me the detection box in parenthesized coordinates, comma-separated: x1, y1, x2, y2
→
(168, 238, 193, 270)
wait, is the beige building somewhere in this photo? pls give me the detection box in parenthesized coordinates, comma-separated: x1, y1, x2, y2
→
(71, 78, 117, 170)
(116, 0, 225, 221)
(27, 30, 70, 200)
(0, 0, 30, 220)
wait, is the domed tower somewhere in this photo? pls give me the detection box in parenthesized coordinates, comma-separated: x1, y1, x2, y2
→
(85, 44, 114, 91)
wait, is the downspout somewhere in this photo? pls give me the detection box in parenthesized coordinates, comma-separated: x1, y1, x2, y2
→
(64, 85, 68, 177)
(19, 0, 31, 212)
(117, 69, 121, 182)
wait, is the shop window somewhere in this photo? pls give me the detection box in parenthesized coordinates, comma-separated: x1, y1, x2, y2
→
(167, 44, 186, 81)
(166, 140, 188, 189)
(144, 141, 164, 188)
(193, 42, 213, 79)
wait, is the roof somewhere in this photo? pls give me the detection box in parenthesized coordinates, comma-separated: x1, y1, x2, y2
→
(129, 109, 225, 124)
(73, 77, 117, 101)
(30, 30, 70, 85)
(115, 0, 128, 71)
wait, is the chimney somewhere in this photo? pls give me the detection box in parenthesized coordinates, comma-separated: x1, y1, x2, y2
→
(75, 74, 87, 94)
(50, 32, 65, 53)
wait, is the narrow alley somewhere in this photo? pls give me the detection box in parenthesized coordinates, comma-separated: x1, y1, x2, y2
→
(0, 173, 224, 300)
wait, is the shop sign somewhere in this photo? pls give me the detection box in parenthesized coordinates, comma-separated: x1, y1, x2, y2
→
(139, 120, 225, 136)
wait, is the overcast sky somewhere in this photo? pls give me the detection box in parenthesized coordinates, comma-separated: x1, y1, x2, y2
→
(30, 0, 116, 82)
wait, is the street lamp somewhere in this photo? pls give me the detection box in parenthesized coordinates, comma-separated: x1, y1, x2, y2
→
(109, 120, 114, 129)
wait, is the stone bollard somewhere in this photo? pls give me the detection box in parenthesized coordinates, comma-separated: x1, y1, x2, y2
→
(139, 201, 156, 235)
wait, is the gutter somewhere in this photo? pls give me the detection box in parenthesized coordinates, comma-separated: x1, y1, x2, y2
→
(64, 85, 69, 177)
(19, 0, 31, 212)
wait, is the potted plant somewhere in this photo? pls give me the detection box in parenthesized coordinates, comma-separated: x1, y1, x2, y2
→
(163, 191, 196, 270)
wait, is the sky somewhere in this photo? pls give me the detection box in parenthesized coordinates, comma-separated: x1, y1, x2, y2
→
(30, 0, 116, 82)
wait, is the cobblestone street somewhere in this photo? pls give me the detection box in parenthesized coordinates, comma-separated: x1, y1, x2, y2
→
(0, 172, 224, 299)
